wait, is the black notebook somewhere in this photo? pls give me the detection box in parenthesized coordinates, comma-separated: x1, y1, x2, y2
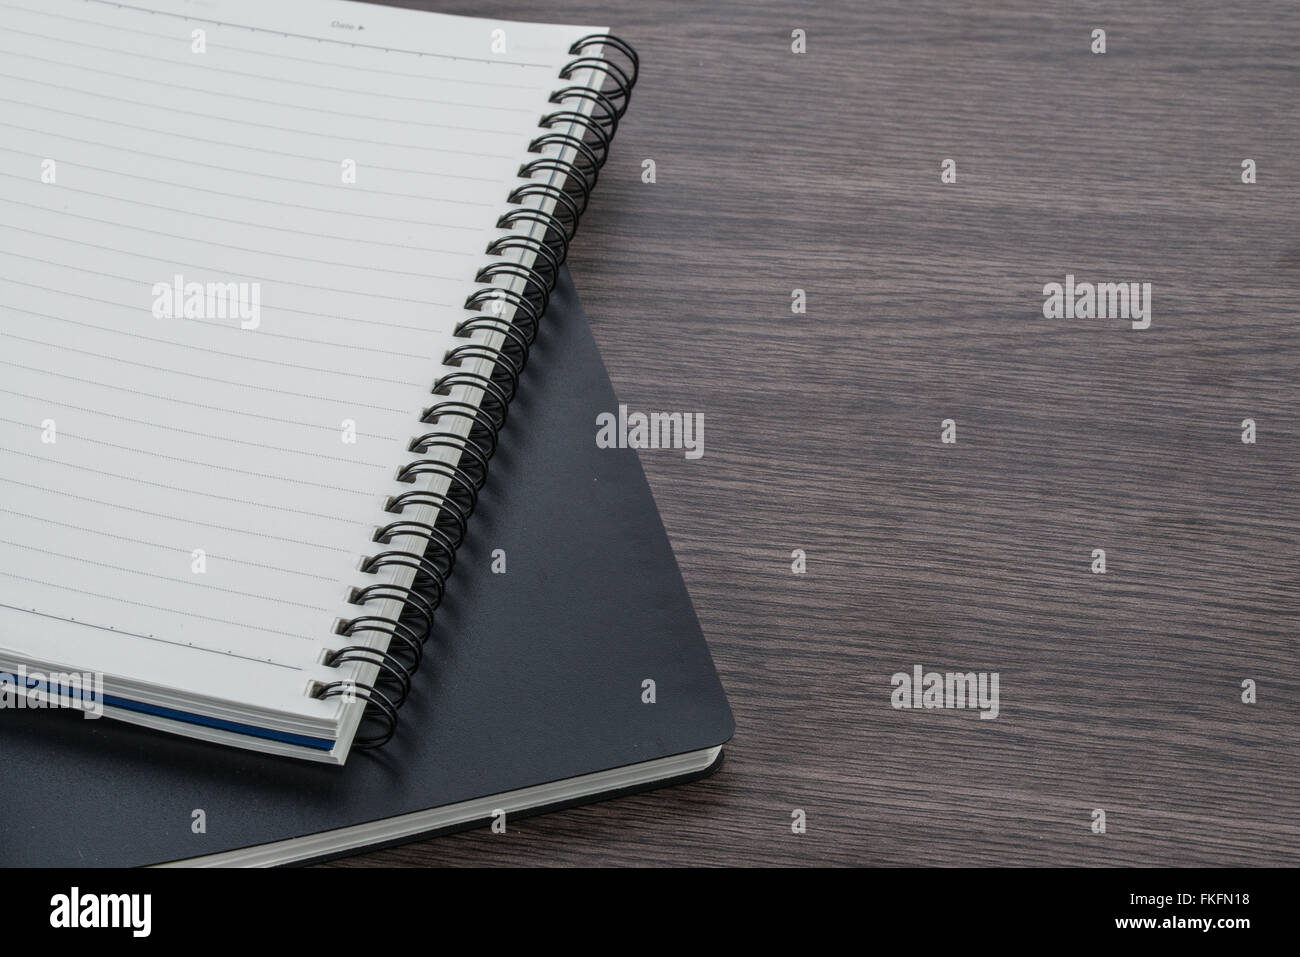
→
(0, 264, 735, 866)
(0, 0, 734, 863)
(0, 0, 655, 762)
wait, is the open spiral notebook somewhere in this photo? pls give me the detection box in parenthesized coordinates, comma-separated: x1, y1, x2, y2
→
(0, 0, 650, 763)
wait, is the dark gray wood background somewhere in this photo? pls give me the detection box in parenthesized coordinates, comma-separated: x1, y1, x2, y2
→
(336, 0, 1299, 866)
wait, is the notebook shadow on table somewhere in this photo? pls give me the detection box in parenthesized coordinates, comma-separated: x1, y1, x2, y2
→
(0, 267, 734, 866)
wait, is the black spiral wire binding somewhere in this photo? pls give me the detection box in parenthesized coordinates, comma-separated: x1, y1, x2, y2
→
(312, 35, 639, 750)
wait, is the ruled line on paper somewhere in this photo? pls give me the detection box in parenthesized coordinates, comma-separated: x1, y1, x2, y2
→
(1, 304, 432, 387)
(0, 602, 311, 666)
(0, 357, 403, 437)
(0, 231, 463, 305)
(0, 73, 533, 147)
(0, 201, 483, 280)
(0, 106, 523, 166)
(0, 417, 384, 494)
(0, 110, 507, 205)
(0, 329, 423, 405)
(0, 446, 378, 516)
(34, 0, 559, 70)
(0, 170, 485, 253)
(0, 72, 532, 142)
(0, 571, 321, 643)
(0, 30, 543, 111)
(0, 509, 343, 577)
(0, 476, 361, 542)
(0, 277, 445, 357)
(0, 147, 495, 229)
(0, 249, 469, 331)
(0, 387, 395, 467)
(0, 106, 510, 180)
(0, 538, 331, 611)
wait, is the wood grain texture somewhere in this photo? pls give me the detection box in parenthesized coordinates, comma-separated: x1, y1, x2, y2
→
(330, 0, 1300, 866)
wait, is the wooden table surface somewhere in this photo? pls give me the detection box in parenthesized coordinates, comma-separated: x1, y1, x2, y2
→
(339, 0, 1300, 866)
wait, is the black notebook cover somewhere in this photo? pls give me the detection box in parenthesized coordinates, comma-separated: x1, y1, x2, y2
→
(0, 267, 734, 866)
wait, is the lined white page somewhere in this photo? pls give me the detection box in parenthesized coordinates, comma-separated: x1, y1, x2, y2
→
(0, 0, 605, 752)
